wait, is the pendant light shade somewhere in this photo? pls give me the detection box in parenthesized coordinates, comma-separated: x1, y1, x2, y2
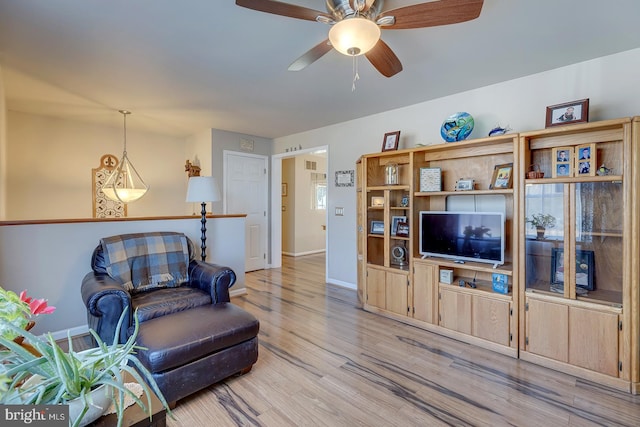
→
(101, 110, 148, 203)
(328, 17, 381, 56)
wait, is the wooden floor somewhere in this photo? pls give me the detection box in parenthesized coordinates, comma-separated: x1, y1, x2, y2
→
(167, 253, 640, 427)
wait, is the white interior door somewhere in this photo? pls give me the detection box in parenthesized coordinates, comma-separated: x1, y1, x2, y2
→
(224, 151, 268, 272)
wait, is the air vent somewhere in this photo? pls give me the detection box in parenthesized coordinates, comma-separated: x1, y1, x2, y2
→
(305, 160, 317, 171)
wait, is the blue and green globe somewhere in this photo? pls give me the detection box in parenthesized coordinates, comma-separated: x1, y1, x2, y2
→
(440, 112, 474, 142)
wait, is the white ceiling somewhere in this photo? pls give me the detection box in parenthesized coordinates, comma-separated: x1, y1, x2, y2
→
(1, 0, 640, 139)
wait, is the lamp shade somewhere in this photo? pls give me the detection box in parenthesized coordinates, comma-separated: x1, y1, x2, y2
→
(186, 176, 221, 203)
(328, 17, 381, 56)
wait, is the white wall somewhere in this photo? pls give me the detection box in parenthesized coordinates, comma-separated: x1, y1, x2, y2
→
(0, 216, 246, 338)
(5, 111, 187, 220)
(274, 48, 640, 288)
(0, 66, 6, 219)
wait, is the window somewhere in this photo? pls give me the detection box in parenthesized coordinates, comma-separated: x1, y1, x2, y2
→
(311, 172, 326, 210)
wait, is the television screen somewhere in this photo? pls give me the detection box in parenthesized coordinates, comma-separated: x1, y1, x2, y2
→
(419, 211, 504, 266)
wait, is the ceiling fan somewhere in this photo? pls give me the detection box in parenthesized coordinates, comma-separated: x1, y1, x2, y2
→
(236, 0, 484, 78)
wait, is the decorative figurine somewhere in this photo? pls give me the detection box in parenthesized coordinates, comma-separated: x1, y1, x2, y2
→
(597, 164, 612, 176)
(488, 125, 511, 137)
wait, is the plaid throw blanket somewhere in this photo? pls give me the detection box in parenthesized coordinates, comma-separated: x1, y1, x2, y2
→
(101, 232, 190, 293)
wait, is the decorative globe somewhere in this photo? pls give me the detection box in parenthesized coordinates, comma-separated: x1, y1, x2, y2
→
(440, 112, 474, 142)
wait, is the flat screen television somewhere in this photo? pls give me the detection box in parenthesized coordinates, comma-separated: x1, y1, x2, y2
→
(419, 211, 505, 267)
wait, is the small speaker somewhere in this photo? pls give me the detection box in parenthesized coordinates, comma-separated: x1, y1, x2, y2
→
(440, 269, 453, 284)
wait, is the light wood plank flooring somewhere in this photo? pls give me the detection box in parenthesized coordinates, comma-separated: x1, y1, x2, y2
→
(167, 253, 640, 426)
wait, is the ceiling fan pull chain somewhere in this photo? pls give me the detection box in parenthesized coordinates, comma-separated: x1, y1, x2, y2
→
(352, 55, 360, 92)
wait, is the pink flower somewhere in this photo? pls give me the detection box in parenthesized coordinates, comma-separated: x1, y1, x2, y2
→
(19, 290, 56, 316)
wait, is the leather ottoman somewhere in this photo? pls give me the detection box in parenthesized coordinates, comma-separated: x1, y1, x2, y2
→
(133, 303, 259, 404)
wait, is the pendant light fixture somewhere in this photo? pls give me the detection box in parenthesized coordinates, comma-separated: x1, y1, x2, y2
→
(327, 13, 381, 91)
(101, 110, 148, 203)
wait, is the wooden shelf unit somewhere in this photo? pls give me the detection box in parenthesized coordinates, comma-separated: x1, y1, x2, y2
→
(359, 134, 519, 357)
(518, 117, 637, 392)
(357, 118, 640, 393)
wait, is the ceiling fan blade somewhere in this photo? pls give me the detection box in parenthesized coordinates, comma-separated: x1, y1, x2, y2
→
(236, 0, 331, 22)
(288, 39, 333, 71)
(365, 39, 403, 78)
(379, 0, 484, 30)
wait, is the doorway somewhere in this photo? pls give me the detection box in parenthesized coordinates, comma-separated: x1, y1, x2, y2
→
(271, 146, 329, 279)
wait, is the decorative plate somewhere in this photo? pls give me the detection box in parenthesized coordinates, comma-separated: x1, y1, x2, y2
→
(440, 112, 474, 142)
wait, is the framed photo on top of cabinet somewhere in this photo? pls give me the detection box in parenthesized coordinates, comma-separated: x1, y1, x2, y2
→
(419, 167, 442, 192)
(575, 143, 597, 177)
(552, 147, 573, 178)
(381, 131, 400, 152)
(545, 99, 589, 128)
(550, 248, 595, 291)
(489, 163, 513, 189)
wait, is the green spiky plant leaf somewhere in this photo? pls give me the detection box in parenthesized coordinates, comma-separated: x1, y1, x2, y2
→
(0, 309, 171, 427)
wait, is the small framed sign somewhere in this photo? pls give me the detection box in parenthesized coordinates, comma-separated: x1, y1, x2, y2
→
(335, 170, 355, 187)
(419, 167, 442, 192)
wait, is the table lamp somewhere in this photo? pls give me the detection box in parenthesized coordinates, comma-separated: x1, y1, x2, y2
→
(186, 176, 221, 261)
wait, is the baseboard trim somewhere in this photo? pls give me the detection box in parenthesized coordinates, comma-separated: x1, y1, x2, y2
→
(230, 287, 247, 297)
(49, 324, 90, 341)
(327, 278, 356, 290)
(282, 249, 326, 257)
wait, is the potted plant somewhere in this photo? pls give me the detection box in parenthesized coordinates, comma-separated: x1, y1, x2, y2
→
(525, 213, 556, 239)
(0, 295, 171, 427)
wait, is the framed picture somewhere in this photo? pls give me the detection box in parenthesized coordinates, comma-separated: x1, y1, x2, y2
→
(371, 196, 384, 208)
(282, 183, 288, 196)
(381, 131, 401, 152)
(550, 248, 595, 291)
(419, 167, 442, 192)
(400, 194, 409, 207)
(552, 147, 573, 178)
(489, 163, 513, 189)
(391, 216, 407, 236)
(575, 143, 596, 177)
(370, 220, 385, 235)
(395, 222, 409, 237)
(335, 170, 354, 187)
(545, 99, 589, 128)
(455, 179, 475, 191)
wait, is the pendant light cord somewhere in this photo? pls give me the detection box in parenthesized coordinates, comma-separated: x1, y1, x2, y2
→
(351, 3, 363, 92)
(352, 55, 360, 92)
(120, 110, 130, 156)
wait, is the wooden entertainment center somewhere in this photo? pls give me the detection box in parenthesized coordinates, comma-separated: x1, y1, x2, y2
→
(356, 117, 639, 393)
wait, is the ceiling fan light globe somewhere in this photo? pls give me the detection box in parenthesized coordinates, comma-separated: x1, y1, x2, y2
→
(328, 17, 380, 56)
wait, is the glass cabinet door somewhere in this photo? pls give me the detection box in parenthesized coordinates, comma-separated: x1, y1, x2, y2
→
(524, 181, 623, 306)
(573, 182, 623, 305)
(524, 183, 565, 294)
